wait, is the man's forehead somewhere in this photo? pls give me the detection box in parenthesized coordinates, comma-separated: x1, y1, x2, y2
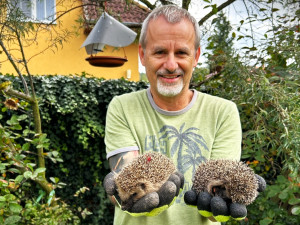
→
(146, 20, 195, 45)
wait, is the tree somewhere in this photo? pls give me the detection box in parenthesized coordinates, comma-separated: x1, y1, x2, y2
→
(205, 11, 234, 73)
(0, 0, 59, 197)
(0, 0, 108, 198)
(0, 0, 105, 223)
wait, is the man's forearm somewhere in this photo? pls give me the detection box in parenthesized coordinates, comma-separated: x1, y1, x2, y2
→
(108, 150, 139, 171)
(107, 150, 139, 205)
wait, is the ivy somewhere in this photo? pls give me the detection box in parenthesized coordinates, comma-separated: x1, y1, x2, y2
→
(0, 73, 148, 224)
(1, 70, 299, 224)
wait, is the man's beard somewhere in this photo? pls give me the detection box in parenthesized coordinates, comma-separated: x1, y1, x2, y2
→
(157, 78, 183, 97)
(156, 68, 184, 97)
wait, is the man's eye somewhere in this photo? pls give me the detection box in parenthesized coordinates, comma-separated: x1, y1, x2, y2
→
(155, 51, 164, 55)
(177, 51, 187, 55)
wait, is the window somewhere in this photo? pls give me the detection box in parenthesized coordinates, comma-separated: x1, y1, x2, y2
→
(15, 0, 56, 23)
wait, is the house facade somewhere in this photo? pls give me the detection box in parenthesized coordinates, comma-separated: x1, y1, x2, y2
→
(0, 0, 149, 81)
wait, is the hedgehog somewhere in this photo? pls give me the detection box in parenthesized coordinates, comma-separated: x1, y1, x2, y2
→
(184, 160, 266, 221)
(192, 160, 259, 205)
(114, 152, 180, 211)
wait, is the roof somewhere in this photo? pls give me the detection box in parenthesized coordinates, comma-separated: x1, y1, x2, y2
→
(82, 0, 150, 27)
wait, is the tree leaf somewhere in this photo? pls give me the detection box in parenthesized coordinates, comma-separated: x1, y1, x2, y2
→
(259, 218, 273, 225)
(9, 203, 22, 213)
(289, 198, 300, 205)
(291, 206, 300, 215)
(278, 191, 288, 200)
(34, 168, 46, 176)
(23, 171, 32, 179)
(237, 35, 244, 41)
(4, 215, 21, 225)
(4, 194, 16, 201)
(22, 143, 30, 151)
(271, 8, 279, 12)
(212, 4, 218, 14)
(17, 114, 27, 121)
(8, 168, 21, 174)
(211, 18, 218, 24)
(15, 175, 24, 184)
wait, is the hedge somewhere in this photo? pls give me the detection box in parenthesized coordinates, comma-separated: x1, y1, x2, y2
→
(0, 74, 148, 224)
(0, 69, 299, 224)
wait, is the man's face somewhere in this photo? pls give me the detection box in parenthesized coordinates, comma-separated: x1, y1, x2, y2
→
(139, 16, 200, 98)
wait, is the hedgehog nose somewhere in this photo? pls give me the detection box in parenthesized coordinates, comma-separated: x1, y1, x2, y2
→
(121, 202, 129, 211)
(121, 199, 134, 211)
(121, 204, 130, 211)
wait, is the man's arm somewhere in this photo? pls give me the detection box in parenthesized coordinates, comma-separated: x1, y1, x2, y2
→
(108, 150, 139, 205)
(109, 150, 139, 171)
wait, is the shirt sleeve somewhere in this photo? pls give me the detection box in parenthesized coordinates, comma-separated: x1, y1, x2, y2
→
(210, 101, 242, 161)
(104, 97, 139, 159)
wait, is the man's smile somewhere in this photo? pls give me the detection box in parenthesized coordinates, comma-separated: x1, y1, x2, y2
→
(158, 75, 182, 84)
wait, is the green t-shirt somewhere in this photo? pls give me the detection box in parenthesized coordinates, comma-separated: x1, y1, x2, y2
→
(105, 88, 242, 225)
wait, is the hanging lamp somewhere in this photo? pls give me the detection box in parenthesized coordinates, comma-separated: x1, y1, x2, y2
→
(81, 11, 137, 67)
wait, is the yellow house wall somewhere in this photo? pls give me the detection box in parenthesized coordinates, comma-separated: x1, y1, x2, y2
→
(0, 0, 140, 81)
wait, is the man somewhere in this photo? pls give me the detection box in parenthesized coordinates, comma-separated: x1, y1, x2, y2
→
(105, 5, 242, 225)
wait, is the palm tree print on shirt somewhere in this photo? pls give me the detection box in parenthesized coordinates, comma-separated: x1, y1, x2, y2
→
(159, 123, 209, 175)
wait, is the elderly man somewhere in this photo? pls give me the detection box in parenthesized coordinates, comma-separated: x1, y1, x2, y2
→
(105, 5, 241, 225)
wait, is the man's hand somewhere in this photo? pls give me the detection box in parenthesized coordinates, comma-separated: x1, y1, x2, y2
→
(104, 171, 184, 217)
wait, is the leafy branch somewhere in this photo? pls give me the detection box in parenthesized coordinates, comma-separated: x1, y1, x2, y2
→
(198, 0, 236, 26)
(190, 69, 224, 88)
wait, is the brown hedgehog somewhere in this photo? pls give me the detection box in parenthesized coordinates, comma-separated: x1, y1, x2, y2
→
(115, 152, 176, 210)
(192, 160, 258, 205)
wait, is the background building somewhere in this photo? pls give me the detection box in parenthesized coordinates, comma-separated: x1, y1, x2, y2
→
(0, 0, 149, 81)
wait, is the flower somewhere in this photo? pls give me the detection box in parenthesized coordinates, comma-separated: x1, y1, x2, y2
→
(4, 98, 19, 110)
(0, 81, 11, 91)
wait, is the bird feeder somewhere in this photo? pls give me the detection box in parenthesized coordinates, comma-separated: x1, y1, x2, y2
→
(81, 12, 137, 67)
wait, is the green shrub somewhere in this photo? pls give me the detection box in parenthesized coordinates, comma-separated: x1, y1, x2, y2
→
(0, 106, 80, 224)
(0, 74, 148, 224)
(1, 70, 299, 224)
(193, 59, 299, 225)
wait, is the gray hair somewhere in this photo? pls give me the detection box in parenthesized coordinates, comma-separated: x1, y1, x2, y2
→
(139, 5, 200, 51)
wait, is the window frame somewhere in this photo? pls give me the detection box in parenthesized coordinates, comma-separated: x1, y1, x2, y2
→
(15, 0, 56, 24)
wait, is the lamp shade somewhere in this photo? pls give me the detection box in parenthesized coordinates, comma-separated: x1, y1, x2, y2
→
(81, 12, 137, 55)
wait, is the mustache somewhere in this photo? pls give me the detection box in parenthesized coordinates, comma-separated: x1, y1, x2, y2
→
(156, 68, 184, 76)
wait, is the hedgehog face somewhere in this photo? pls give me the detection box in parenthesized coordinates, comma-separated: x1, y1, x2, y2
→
(207, 179, 230, 200)
(118, 180, 158, 211)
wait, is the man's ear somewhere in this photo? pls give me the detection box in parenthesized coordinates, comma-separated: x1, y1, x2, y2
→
(193, 47, 201, 67)
(138, 44, 145, 66)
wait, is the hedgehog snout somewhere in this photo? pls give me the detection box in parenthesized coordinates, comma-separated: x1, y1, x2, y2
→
(120, 182, 148, 210)
(121, 196, 135, 211)
(207, 179, 230, 199)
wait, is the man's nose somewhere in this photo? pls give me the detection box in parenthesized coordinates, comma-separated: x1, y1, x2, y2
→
(164, 54, 178, 73)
